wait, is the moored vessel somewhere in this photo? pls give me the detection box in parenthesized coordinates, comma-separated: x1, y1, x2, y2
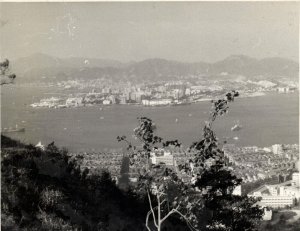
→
(2, 124, 25, 133)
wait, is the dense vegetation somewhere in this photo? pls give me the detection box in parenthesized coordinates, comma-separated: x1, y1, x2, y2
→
(259, 211, 300, 231)
(1, 59, 16, 85)
(1, 136, 150, 230)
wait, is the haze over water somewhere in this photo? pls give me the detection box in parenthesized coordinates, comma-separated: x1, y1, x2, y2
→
(1, 85, 298, 152)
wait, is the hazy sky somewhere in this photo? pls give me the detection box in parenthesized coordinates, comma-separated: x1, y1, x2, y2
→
(0, 2, 299, 62)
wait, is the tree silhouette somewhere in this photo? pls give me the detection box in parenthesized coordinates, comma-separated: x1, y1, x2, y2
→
(118, 91, 263, 231)
(119, 155, 130, 189)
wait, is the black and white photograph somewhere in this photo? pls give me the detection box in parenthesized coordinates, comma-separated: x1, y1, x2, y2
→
(1, 1, 299, 231)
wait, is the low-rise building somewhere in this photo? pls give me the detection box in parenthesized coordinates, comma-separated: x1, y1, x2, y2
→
(292, 172, 300, 186)
(249, 183, 299, 208)
(277, 87, 290, 93)
(142, 98, 173, 106)
(262, 208, 272, 221)
(260, 195, 294, 208)
(272, 144, 283, 155)
(150, 148, 174, 166)
(66, 97, 83, 107)
(232, 185, 242, 196)
(279, 186, 300, 198)
(103, 99, 111, 105)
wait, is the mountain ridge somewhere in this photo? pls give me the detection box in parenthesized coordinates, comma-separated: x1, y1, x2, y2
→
(10, 53, 299, 82)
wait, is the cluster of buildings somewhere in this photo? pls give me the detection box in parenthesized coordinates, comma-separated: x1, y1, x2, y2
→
(66, 142, 300, 223)
(223, 144, 299, 183)
(146, 145, 300, 221)
(69, 142, 299, 211)
(248, 171, 300, 213)
(30, 97, 66, 108)
(29, 77, 299, 109)
(30, 96, 85, 108)
(221, 143, 300, 220)
(70, 151, 124, 177)
(70, 142, 299, 183)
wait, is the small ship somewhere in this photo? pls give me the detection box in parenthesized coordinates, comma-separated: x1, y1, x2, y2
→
(231, 121, 242, 132)
(2, 124, 25, 133)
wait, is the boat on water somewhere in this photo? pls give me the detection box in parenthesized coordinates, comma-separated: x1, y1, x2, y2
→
(231, 121, 242, 132)
(2, 124, 25, 133)
(231, 125, 242, 132)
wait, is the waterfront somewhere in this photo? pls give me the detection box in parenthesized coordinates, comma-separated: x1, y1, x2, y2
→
(1, 85, 299, 152)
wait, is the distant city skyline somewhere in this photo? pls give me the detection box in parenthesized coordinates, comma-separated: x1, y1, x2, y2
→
(0, 2, 299, 62)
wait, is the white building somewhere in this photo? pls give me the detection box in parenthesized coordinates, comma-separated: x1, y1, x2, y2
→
(253, 191, 262, 197)
(249, 183, 299, 208)
(292, 172, 300, 186)
(155, 156, 174, 166)
(267, 186, 278, 196)
(66, 97, 83, 107)
(102, 99, 111, 105)
(31, 97, 64, 108)
(279, 186, 300, 198)
(142, 99, 173, 106)
(272, 144, 283, 155)
(277, 87, 290, 93)
(185, 88, 191, 96)
(260, 196, 294, 208)
(243, 146, 259, 153)
(262, 208, 272, 221)
(150, 149, 174, 166)
(232, 185, 242, 196)
(263, 147, 272, 153)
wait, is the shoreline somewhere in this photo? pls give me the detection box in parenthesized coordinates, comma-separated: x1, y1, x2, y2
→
(29, 91, 286, 109)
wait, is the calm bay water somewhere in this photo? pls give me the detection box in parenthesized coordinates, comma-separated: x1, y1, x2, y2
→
(1, 85, 299, 152)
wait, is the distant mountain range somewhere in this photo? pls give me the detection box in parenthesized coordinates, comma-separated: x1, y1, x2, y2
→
(10, 53, 299, 83)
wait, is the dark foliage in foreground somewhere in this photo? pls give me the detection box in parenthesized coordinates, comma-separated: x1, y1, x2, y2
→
(259, 211, 300, 231)
(1, 59, 16, 85)
(1, 135, 150, 230)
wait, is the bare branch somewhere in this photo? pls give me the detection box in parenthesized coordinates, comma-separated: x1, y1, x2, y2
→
(147, 189, 158, 228)
(160, 199, 167, 205)
(146, 211, 152, 231)
(146, 205, 159, 231)
(157, 194, 161, 230)
(160, 207, 197, 231)
(160, 209, 175, 224)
